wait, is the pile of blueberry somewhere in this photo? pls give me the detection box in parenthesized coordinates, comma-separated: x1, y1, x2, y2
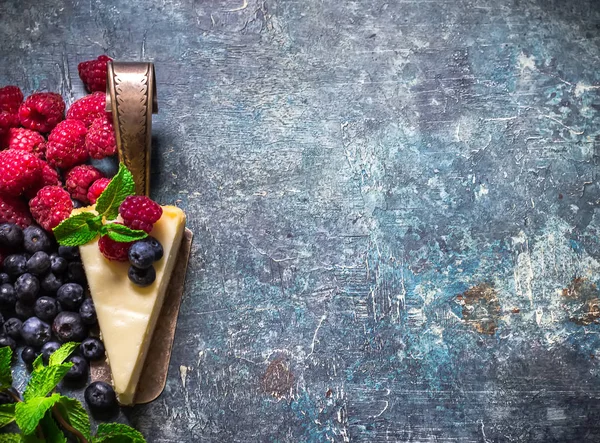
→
(127, 237, 163, 287)
(0, 222, 116, 412)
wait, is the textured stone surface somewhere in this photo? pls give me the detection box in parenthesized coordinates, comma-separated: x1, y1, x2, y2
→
(2, 0, 600, 441)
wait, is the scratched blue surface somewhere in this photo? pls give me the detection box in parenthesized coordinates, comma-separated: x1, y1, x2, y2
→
(2, 0, 600, 441)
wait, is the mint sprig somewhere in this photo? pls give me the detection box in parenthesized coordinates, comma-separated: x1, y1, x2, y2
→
(53, 163, 148, 247)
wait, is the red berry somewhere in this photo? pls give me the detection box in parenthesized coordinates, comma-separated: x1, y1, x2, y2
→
(0, 86, 24, 113)
(86, 114, 116, 159)
(66, 92, 107, 127)
(46, 119, 88, 169)
(119, 196, 163, 233)
(98, 226, 131, 261)
(0, 111, 19, 137)
(25, 161, 61, 200)
(29, 185, 73, 232)
(78, 56, 112, 93)
(65, 165, 104, 204)
(87, 178, 110, 204)
(18, 92, 65, 133)
(0, 195, 32, 228)
(0, 150, 42, 197)
(7, 128, 46, 158)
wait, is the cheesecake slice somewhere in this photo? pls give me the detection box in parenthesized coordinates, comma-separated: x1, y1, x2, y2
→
(79, 205, 186, 405)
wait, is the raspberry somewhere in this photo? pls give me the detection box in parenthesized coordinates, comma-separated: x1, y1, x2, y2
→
(98, 226, 131, 261)
(87, 178, 110, 204)
(119, 196, 163, 233)
(66, 92, 107, 127)
(25, 161, 61, 199)
(65, 165, 104, 204)
(0, 195, 32, 228)
(0, 150, 42, 197)
(7, 128, 46, 158)
(29, 186, 73, 232)
(78, 55, 112, 93)
(86, 114, 116, 159)
(0, 86, 24, 113)
(0, 111, 19, 137)
(19, 92, 65, 133)
(46, 119, 88, 169)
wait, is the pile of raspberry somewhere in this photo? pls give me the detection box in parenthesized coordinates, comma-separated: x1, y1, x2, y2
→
(0, 55, 163, 262)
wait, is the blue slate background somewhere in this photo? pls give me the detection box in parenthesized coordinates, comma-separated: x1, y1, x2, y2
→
(2, 0, 600, 441)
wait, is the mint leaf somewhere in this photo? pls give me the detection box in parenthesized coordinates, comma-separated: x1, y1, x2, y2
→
(48, 342, 79, 367)
(55, 396, 91, 442)
(0, 434, 22, 442)
(0, 347, 12, 390)
(96, 163, 135, 220)
(15, 393, 61, 435)
(40, 413, 66, 443)
(106, 223, 148, 243)
(95, 423, 146, 443)
(0, 403, 15, 428)
(53, 212, 102, 246)
(31, 354, 43, 372)
(23, 364, 72, 401)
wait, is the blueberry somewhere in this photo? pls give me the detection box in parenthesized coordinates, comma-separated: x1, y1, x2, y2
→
(50, 255, 68, 275)
(0, 392, 15, 405)
(0, 284, 16, 308)
(128, 241, 155, 269)
(84, 381, 117, 413)
(41, 273, 63, 294)
(64, 355, 89, 382)
(128, 265, 156, 287)
(41, 341, 61, 364)
(14, 273, 40, 303)
(79, 298, 97, 325)
(71, 199, 85, 209)
(0, 335, 16, 352)
(89, 157, 119, 178)
(3, 254, 27, 278)
(52, 312, 87, 342)
(3, 318, 22, 340)
(26, 251, 51, 276)
(15, 300, 35, 319)
(20, 317, 51, 347)
(0, 313, 4, 329)
(66, 262, 86, 285)
(34, 296, 60, 322)
(58, 246, 80, 262)
(21, 346, 38, 366)
(57, 283, 84, 310)
(23, 225, 52, 254)
(0, 223, 23, 248)
(0, 273, 10, 284)
(140, 236, 163, 261)
(80, 337, 105, 361)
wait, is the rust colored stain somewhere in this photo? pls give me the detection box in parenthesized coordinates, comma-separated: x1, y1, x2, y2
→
(262, 359, 294, 399)
(511, 308, 520, 314)
(562, 277, 600, 325)
(456, 283, 501, 335)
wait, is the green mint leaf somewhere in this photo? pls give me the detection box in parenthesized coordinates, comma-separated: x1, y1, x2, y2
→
(0, 347, 13, 390)
(31, 354, 44, 372)
(55, 396, 91, 442)
(15, 393, 61, 435)
(53, 212, 101, 247)
(0, 403, 15, 428)
(95, 423, 146, 443)
(22, 435, 43, 443)
(48, 342, 79, 367)
(106, 223, 148, 243)
(95, 163, 135, 220)
(23, 364, 73, 401)
(40, 413, 66, 443)
(0, 434, 23, 442)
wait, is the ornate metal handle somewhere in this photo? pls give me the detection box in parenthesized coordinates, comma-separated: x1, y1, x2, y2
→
(105, 62, 158, 196)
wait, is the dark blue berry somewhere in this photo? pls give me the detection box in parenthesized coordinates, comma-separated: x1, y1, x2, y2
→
(21, 346, 38, 366)
(41, 273, 63, 295)
(85, 381, 117, 413)
(128, 265, 156, 287)
(3, 318, 21, 340)
(34, 296, 60, 322)
(71, 199, 85, 209)
(50, 255, 68, 275)
(67, 262, 86, 285)
(89, 157, 119, 178)
(3, 254, 27, 278)
(41, 341, 61, 364)
(140, 236, 163, 261)
(0, 335, 16, 352)
(20, 317, 51, 347)
(0, 273, 10, 284)
(64, 355, 89, 382)
(0, 392, 15, 405)
(52, 312, 87, 342)
(80, 337, 105, 361)
(15, 300, 35, 319)
(128, 241, 155, 269)
(58, 246, 80, 262)
(0, 284, 16, 308)
(57, 283, 84, 310)
(0, 313, 4, 329)
(23, 225, 52, 254)
(0, 223, 23, 248)
(14, 273, 40, 303)
(79, 298, 96, 325)
(26, 251, 51, 276)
